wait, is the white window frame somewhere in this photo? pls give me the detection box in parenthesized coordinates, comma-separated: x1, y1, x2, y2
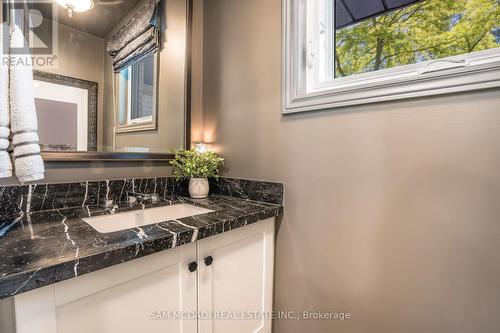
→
(282, 0, 500, 114)
(114, 53, 159, 133)
(125, 66, 154, 126)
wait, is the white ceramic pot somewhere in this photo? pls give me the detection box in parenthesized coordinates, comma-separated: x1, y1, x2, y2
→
(189, 177, 209, 198)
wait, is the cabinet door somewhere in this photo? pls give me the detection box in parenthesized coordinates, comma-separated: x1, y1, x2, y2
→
(198, 218, 275, 333)
(14, 242, 198, 333)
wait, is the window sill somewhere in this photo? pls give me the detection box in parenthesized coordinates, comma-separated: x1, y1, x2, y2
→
(283, 61, 500, 114)
(115, 121, 156, 133)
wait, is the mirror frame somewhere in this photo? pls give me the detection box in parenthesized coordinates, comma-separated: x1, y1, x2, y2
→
(34, 70, 98, 151)
(41, 0, 194, 162)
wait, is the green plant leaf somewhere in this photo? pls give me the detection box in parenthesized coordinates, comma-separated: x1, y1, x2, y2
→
(169, 149, 224, 179)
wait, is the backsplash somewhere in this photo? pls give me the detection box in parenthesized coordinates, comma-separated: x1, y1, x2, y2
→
(209, 177, 284, 205)
(0, 177, 284, 217)
(0, 178, 174, 217)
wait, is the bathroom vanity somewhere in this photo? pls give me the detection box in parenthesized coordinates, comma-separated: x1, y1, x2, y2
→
(0, 177, 283, 333)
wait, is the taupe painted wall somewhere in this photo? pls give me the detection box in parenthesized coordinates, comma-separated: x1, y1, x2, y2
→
(202, 0, 500, 332)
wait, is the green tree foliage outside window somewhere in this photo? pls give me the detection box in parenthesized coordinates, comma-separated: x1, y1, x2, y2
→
(335, 0, 500, 78)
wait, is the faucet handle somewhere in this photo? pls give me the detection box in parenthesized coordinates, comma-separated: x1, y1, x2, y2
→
(126, 192, 159, 204)
(127, 192, 138, 204)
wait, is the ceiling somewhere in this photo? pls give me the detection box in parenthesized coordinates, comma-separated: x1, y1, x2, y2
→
(33, 0, 143, 38)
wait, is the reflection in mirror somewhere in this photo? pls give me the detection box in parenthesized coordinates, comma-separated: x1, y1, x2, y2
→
(31, 0, 190, 156)
(33, 71, 97, 151)
(115, 52, 158, 133)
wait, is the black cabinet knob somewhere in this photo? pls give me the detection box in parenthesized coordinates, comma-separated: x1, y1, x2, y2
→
(188, 261, 198, 272)
(204, 256, 214, 266)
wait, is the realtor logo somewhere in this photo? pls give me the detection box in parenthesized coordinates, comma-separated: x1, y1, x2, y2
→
(2, 0, 58, 68)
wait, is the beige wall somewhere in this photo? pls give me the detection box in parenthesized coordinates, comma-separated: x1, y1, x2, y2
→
(202, 0, 500, 332)
(103, 0, 187, 151)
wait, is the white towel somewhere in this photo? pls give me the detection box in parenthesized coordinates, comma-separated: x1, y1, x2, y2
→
(0, 26, 13, 178)
(0, 128, 12, 178)
(9, 24, 44, 183)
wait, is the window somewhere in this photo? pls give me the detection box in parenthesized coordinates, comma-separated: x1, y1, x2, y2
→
(115, 53, 157, 132)
(283, 0, 500, 114)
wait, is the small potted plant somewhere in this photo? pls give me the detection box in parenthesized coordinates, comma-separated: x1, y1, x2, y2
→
(170, 148, 224, 199)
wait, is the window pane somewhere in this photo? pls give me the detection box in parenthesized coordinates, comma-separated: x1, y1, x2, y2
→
(117, 67, 130, 126)
(131, 53, 155, 120)
(334, 0, 500, 78)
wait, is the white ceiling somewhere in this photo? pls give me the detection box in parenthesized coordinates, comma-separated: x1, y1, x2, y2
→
(33, 0, 143, 38)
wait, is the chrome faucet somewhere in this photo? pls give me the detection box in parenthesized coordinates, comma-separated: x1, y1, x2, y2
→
(126, 191, 160, 204)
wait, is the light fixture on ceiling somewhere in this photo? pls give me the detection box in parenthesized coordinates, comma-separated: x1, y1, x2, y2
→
(54, 0, 95, 18)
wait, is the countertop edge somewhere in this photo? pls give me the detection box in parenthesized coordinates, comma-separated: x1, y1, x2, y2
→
(0, 200, 283, 300)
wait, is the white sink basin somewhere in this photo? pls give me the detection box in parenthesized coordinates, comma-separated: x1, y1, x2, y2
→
(83, 204, 213, 233)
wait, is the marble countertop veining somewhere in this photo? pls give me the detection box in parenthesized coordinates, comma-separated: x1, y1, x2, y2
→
(0, 195, 282, 300)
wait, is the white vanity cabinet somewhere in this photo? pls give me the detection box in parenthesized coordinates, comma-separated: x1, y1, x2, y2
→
(14, 242, 198, 333)
(198, 218, 275, 333)
(12, 218, 275, 333)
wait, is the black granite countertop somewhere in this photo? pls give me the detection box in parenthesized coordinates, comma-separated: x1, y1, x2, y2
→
(0, 194, 282, 300)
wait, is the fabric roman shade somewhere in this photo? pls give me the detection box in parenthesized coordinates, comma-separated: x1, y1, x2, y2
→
(106, 0, 161, 73)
